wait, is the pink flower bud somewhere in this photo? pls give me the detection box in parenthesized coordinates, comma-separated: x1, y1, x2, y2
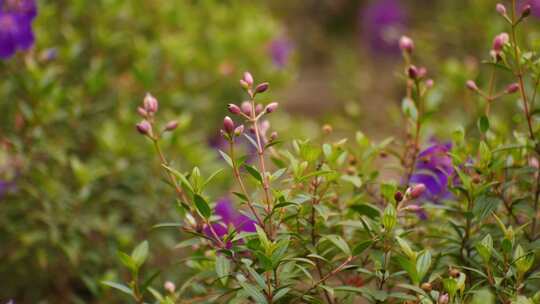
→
(164, 281, 176, 293)
(255, 104, 264, 115)
(270, 131, 278, 141)
(137, 106, 148, 118)
(223, 116, 235, 133)
(522, 4, 532, 18)
(243, 72, 254, 86)
(438, 294, 449, 304)
(143, 93, 158, 113)
(165, 120, 178, 131)
(255, 82, 269, 93)
(505, 83, 520, 94)
(408, 65, 418, 79)
(466, 80, 478, 91)
(417, 67, 427, 78)
(425, 79, 434, 88)
(399, 36, 414, 53)
(136, 120, 152, 135)
(492, 33, 509, 54)
(265, 102, 279, 113)
(241, 101, 252, 116)
(496, 3, 506, 15)
(410, 183, 426, 199)
(228, 103, 242, 115)
(394, 191, 404, 203)
(234, 124, 244, 136)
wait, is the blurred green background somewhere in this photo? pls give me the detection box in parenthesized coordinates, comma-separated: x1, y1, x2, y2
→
(1, 0, 539, 302)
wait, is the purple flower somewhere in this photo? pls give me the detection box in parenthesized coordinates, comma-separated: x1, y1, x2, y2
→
(0, 0, 36, 59)
(410, 142, 454, 203)
(204, 197, 256, 247)
(268, 37, 293, 68)
(520, 0, 540, 17)
(360, 0, 406, 54)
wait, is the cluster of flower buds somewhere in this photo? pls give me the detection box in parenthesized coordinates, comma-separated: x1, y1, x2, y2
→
(135, 93, 178, 137)
(221, 116, 244, 140)
(228, 72, 280, 122)
(407, 65, 428, 80)
(396, 184, 426, 214)
(239, 71, 270, 97)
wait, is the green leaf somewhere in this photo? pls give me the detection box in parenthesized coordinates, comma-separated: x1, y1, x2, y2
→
(215, 254, 231, 285)
(382, 204, 397, 231)
(322, 235, 351, 256)
(350, 203, 380, 219)
(101, 281, 134, 296)
(416, 250, 431, 282)
(194, 194, 211, 218)
(245, 165, 263, 183)
(131, 240, 149, 267)
(218, 150, 233, 167)
(352, 240, 373, 256)
(473, 196, 501, 221)
(162, 164, 194, 193)
(396, 236, 416, 260)
(396, 256, 419, 284)
(117, 251, 136, 271)
(237, 277, 268, 304)
(478, 115, 490, 133)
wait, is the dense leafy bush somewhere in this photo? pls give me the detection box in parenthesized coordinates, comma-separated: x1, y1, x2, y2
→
(106, 3, 540, 303)
(0, 1, 287, 302)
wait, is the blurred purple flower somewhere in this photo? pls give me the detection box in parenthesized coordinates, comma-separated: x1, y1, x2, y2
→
(203, 197, 256, 247)
(0, 0, 37, 59)
(410, 142, 454, 203)
(521, 0, 540, 17)
(360, 0, 406, 54)
(268, 37, 293, 68)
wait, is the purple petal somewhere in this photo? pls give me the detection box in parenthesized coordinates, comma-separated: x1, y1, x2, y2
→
(13, 15, 33, 49)
(203, 222, 228, 239)
(0, 14, 16, 58)
(233, 214, 256, 233)
(214, 197, 236, 224)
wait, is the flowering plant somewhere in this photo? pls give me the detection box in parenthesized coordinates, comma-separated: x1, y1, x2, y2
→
(105, 3, 540, 304)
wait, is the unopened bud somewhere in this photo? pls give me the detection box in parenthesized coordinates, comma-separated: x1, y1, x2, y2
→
(496, 3, 507, 16)
(399, 36, 414, 53)
(143, 93, 158, 113)
(438, 293, 449, 304)
(394, 191, 404, 203)
(136, 120, 152, 135)
(164, 281, 176, 293)
(234, 125, 245, 136)
(421, 282, 432, 292)
(243, 72, 254, 86)
(449, 268, 460, 278)
(240, 79, 249, 89)
(228, 104, 242, 115)
(223, 116, 235, 133)
(466, 80, 478, 91)
(270, 131, 278, 142)
(492, 33, 509, 54)
(137, 106, 148, 118)
(505, 83, 520, 94)
(241, 101, 253, 116)
(425, 79, 434, 88)
(410, 183, 426, 199)
(522, 4, 532, 18)
(265, 102, 279, 114)
(417, 67, 427, 78)
(255, 82, 269, 93)
(165, 120, 178, 131)
(322, 124, 333, 134)
(408, 65, 418, 79)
